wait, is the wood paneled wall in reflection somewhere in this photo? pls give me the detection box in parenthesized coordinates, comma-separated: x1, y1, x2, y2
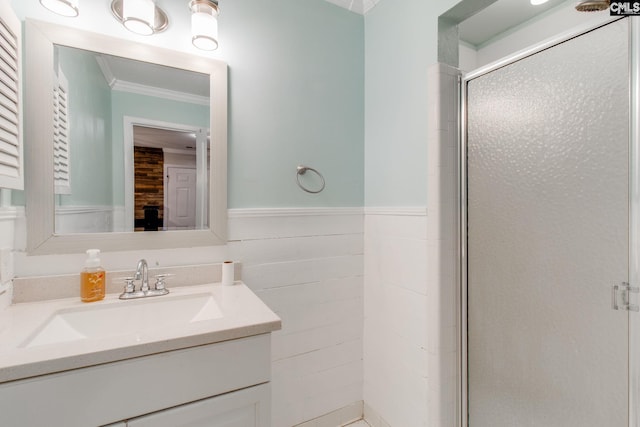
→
(134, 146, 164, 228)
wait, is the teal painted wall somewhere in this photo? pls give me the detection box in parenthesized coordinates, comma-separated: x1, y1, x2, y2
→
(364, 0, 459, 207)
(11, 0, 365, 210)
(57, 46, 113, 206)
(222, 0, 364, 208)
(110, 92, 209, 205)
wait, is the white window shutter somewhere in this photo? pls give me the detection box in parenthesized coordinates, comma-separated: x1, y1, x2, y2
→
(0, 0, 21, 190)
(53, 68, 71, 194)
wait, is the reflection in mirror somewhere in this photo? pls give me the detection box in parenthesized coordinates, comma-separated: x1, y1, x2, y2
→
(131, 125, 209, 232)
(52, 45, 210, 235)
(24, 19, 227, 254)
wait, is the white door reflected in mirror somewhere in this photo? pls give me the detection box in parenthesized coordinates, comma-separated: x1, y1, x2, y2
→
(166, 168, 197, 230)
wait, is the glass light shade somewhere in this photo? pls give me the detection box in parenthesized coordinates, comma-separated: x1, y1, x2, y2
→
(530, 0, 550, 4)
(122, 0, 155, 36)
(39, 0, 79, 17)
(192, 11, 219, 51)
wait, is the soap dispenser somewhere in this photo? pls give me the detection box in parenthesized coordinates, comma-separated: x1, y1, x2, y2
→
(81, 249, 106, 302)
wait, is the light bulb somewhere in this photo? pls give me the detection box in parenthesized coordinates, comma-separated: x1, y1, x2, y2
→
(39, 0, 79, 17)
(122, 0, 155, 35)
(191, 11, 218, 51)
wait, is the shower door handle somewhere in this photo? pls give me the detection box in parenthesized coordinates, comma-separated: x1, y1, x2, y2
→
(612, 282, 640, 312)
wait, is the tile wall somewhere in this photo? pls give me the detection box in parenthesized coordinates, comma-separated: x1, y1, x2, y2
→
(228, 208, 365, 426)
(363, 209, 429, 427)
(426, 63, 460, 427)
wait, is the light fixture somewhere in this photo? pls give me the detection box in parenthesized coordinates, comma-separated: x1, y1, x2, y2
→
(190, 0, 219, 51)
(575, 0, 611, 12)
(39, 0, 79, 17)
(110, 0, 169, 36)
(530, 0, 550, 4)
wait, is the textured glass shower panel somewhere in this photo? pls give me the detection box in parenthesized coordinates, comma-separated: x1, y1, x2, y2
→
(467, 19, 629, 427)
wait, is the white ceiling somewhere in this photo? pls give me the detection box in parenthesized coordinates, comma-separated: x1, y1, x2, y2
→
(133, 126, 199, 152)
(325, 0, 581, 49)
(96, 53, 209, 99)
(459, 0, 571, 47)
(323, 0, 380, 15)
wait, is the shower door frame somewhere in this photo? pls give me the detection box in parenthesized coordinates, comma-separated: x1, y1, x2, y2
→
(459, 16, 640, 427)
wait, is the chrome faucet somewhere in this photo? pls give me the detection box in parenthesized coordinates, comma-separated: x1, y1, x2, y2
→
(135, 259, 149, 292)
(119, 259, 170, 300)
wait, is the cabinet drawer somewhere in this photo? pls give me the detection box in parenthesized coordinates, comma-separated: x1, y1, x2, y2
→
(0, 334, 271, 427)
(127, 383, 270, 427)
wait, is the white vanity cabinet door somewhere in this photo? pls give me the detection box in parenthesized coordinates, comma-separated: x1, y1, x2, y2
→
(0, 334, 271, 427)
(127, 383, 270, 427)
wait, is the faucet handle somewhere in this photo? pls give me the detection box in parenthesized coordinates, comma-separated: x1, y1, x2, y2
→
(153, 274, 173, 291)
(122, 277, 136, 294)
(118, 277, 137, 300)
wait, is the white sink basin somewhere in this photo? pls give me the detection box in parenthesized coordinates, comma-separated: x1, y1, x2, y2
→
(21, 292, 223, 348)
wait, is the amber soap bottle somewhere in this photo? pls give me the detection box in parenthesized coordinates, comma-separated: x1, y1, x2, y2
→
(81, 249, 106, 302)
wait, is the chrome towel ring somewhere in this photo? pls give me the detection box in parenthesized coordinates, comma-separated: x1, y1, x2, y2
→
(296, 165, 325, 194)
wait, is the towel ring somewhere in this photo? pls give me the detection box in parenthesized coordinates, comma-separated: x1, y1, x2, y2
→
(296, 165, 325, 194)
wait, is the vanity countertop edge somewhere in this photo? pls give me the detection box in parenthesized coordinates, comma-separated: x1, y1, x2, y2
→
(0, 281, 281, 384)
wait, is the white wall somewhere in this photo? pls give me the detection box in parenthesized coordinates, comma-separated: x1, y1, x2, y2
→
(363, 210, 428, 427)
(425, 63, 460, 427)
(228, 209, 364, 426)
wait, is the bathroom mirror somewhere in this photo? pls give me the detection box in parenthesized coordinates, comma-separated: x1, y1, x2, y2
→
(24, 20, 228, 254)
(52, 45, 211, 235)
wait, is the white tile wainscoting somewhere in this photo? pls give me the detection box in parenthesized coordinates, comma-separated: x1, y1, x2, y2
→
(363, 208, 429, 427)
(426, 63, 462, 427)
(229, 200, 440, 427)
(228, 208, 365, 427)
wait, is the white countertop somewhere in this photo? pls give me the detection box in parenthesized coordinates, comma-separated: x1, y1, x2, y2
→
(0, 282, 281, 383)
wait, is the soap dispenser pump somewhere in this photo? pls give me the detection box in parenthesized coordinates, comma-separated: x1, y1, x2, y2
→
(81, 249, 106, 302)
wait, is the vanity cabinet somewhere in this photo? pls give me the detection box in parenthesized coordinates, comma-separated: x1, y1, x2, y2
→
(126, 383, 269, 427)
(0, 334, 272, 427)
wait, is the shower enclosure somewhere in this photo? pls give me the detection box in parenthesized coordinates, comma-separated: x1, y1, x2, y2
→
(462, 17, 639, 426)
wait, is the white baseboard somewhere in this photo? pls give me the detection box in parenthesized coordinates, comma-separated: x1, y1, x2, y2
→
(363, 402, 391, 427)
(294, 401, 363, 427)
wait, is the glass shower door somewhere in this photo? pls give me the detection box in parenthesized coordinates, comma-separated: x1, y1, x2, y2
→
(466, 19, 630, 427)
